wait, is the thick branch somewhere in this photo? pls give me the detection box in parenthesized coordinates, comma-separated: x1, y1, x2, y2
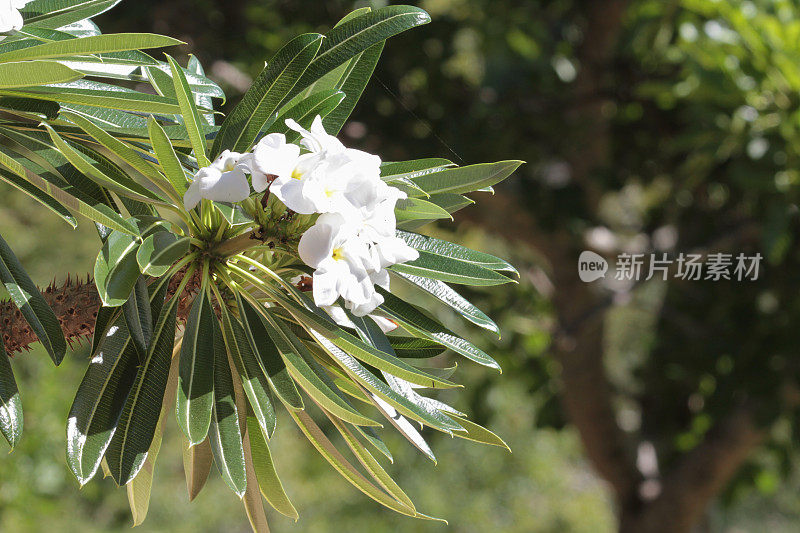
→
(623, 403, 764, 533)
(1, 269, 201, 355)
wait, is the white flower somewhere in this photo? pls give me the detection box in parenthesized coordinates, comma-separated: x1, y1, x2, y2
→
(321, 305, 399, 333)
(298, 213, 380, 312)
(246, 133, 300, 192)
(286, 115, 346, 154)
(183, 150, 250, 210)
(0, 0, 27, 33)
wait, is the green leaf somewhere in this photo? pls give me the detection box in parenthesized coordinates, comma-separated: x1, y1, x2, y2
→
(241, 425, 270, 533)
(166, 54, 210, 167)
(270, 89, 345, 143)
(22, 0, 122, 29)
(390, 250, 513, 286)
(395, 197, 452, 225)
(292, 7, 384, 135)
(390, 336, 446, 359)
(122, 277, 152, 361)
(0, 340, 22, 450)
(2, 84, 181, 114)
(247, 416, 299, 520)
(147, 116, 189, 196)
(67, 319, 139, 484)
(94, 229, 140, 307)
(449, 414, 510, 450)
(43, 124, 162, 202)
(426, 192, 474, 214)
(380, 158, 454, 178)
(378, 289, 501, 370)
(0, 233, 66, 364)
(136, 233, 190, 277)
(126, 342, 179, 526)
(212, 202, 253, 227)
(0, 132, 136, 234)
(208, 314, 247, 497)
(212, 33, 322, 156)
(237, 295, 303, 411)
(90, 305, 119, 357)
(0, 160, 76, 227)
(410, 160, 523, 195)
(324, 410, 415, 510)
(58, 110, 174, 199)
(0, 34, 182, 63)
(290, 410, 420, 518)
(259, 311, 379, 427)
(306, 329, 461, 434)
(176, 288, 215, 446)
(276, 294, 457, 389)
(290, 6, 431, 101)
(320, 40, 383, 135)
(105, 291, 178, 486)
(397, 230, 518, 273)
(218, 305, 276, 439)
(394, 272, 499, 335)
(0, 60, 82, 87)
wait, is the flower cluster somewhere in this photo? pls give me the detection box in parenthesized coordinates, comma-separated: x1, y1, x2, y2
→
(0, 0, 29, 33)
(184, 116, 419, 316)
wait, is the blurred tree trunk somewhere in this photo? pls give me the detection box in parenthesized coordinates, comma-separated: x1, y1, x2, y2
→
(469, 1, 764, 532)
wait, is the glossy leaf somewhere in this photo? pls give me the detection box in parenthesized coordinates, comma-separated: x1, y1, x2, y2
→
(219, 305, 277, 439)
(290, 410, 420, 517)
(126, 343, 179, 526)
(390, 250, 513, 286)
(2, 85, 181, 114)
(212, 33, 322, 156)
(94, 229, 140, 307)
(247, 416, 298, 520)
(147, 116, 188, 196)
(395, 197, 452, 225)
(378, 289, 500, 370)
(410, 160, 523, 195)
(394, 272, 499, 335)
(0, 33, 182, 63)
(105, 291, 178, 485)
(259, 311, 379, 427)
(0, 339, 22, 449)
(208, 315, 247, 497)
(166, 55, 209, 167)
(67, 317, 139, 484)
(22, 0, 122, 29)
(0, 60, 82, 87)
(237, 295, 304, 411)
(290, 6, 431, 102)
(397, 230, 518, 273)
(176, 288, 215, 445)
(274, 294, 457, 389)
(122, 277, 152, 361)
(0, 233, 66, 364)
(136, 233, 190, 277)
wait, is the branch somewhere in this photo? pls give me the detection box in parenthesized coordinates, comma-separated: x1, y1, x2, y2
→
(1, 268, 201, 355)
(628, 401, 764, 533)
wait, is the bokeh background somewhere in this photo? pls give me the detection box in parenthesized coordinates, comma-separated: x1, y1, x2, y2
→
(3, 0, 800, 531)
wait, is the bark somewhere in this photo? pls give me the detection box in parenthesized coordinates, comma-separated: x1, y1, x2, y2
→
(465, 1, 764, 531)
(1, 268, 201, 355)
(620, 404, 764, 533)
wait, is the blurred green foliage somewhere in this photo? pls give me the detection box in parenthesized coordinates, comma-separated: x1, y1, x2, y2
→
(5, 0, 800, 530)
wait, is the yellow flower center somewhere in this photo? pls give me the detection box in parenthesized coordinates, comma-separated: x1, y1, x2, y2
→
(291, 167, 304, 180)
(331, 247, 344, 261)
(223, 161, 236, 172)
